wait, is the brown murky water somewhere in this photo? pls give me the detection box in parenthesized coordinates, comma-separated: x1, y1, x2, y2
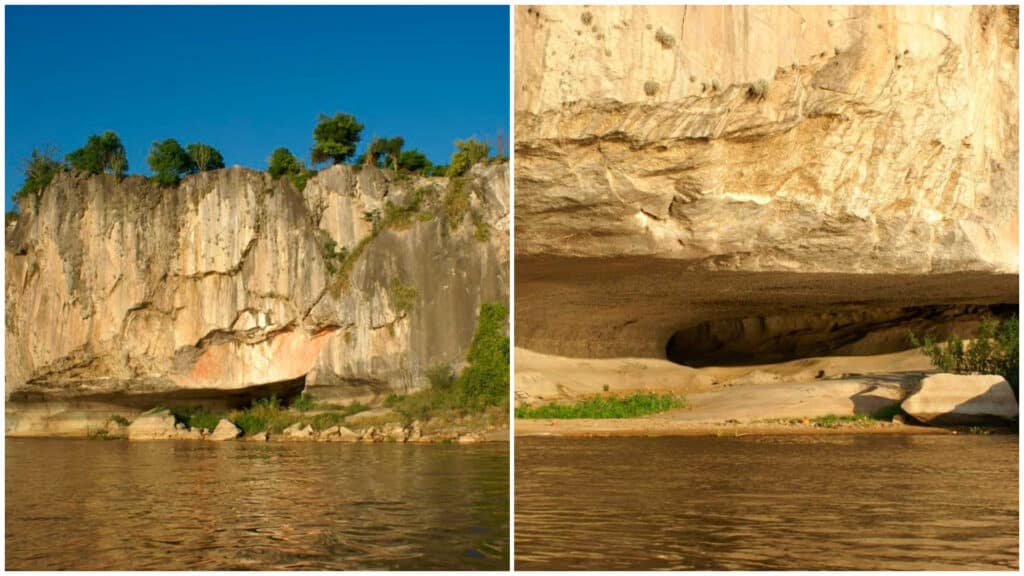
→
(6, 439, 508, 570)
(516, 434, 1018, 570)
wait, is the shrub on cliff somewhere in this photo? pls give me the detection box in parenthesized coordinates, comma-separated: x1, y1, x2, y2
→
(311, 112, 363, 165)
(397, 149, 430, 173)
(911, 316, 1019, 398)
(66, 131, 127, 178)
(186, 143, 225, 173)
(446, 138, 490, 177)
(16, 147, 63, 199)
(385, 302, 509, 421)
(267, 147, 314, 191)
(459, 302, 510, 408)
(147, 139, 193, 186)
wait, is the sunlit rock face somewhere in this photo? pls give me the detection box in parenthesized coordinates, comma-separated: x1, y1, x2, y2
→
(5, 163, 509, 412)
(515, 5, 1018, 273)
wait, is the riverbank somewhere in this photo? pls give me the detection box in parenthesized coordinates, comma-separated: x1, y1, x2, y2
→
(513, 347, 1017, 438)
(514, 416, 1011, 438)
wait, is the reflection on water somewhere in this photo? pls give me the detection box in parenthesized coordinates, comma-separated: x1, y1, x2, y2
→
(516, 435, 1018, 570)
(6, 439, 508, 570)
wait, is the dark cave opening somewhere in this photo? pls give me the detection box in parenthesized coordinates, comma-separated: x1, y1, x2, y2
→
(665, 304, 1018, 367)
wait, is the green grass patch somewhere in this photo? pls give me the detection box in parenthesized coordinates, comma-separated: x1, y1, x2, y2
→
(228, 395, 298, 435)
(515, 393, 685, 419)
(167, 406, 223, 431)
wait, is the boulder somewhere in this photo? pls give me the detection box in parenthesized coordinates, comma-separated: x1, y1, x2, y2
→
(902, 374, 1018, 426)
(282, 422, 314, 440)
(126, 409, 178, 440)
(208, 419, 241, 441)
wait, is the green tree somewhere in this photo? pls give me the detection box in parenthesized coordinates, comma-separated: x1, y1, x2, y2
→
(311, 112, 363, 165)
(147, 139, 192, 186)
(66, 131, 128, 177)
(447, 138, 490, 177)
(16, 147, 63, 199)
(267, 147, 304, 178)
(398, 149, 431, 173)
(380, 136, 404, 170)
(186, 143, 225, 173)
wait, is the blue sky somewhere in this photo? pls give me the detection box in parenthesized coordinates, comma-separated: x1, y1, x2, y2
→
(5, 5, 510, 210)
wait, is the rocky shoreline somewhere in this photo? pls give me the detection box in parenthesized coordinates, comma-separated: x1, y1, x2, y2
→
(10, 407, 509, 444)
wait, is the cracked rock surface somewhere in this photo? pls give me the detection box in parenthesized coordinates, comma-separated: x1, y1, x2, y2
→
(6, 163, 509, 413)
(516, 5, 1018, 272)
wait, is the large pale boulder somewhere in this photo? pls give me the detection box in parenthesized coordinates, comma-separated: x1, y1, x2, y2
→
(126, 409, 179, 440)
(208, 419, 241, 441)
(902, 374, 1018, 425)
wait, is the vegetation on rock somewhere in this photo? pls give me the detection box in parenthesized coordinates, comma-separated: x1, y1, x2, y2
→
(66, 131, 127, 178)
(911, 316, 1019, 398)
(447, 138, 490, 177)
(16, 148, 63, 199)
(147, 139, 193, 185)
(387, 302, 509, 422)
(186, 142, 225, 173)
(312, 112, 363, 165)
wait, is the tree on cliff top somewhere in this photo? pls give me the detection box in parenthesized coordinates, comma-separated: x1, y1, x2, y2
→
(16, 147, 63, 200)
(446, 138, 490, 177)
(147, 139, 192, 186)
(311, 112, 363, 165)
(66, 131, 127, 178)
(186, 143, 225, 173)
(397, 149, 431, 173)
(267, 147, 304, 178)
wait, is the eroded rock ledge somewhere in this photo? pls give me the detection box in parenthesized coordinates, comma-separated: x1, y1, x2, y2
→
(515, 5, 1018, 273)
(6, 162, 509, 435)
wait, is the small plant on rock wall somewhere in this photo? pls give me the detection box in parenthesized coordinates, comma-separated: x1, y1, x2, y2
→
(655, 27, 675, 49)
(747, 79, 770, 100)
(390, 278, 418, 316)
(644, 80, 660, 97)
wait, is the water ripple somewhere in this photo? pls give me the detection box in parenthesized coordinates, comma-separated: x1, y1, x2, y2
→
(7, 439, 509, 570)
(515, 435, 1018, 570)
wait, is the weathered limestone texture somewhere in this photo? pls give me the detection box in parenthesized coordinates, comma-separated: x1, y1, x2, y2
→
(516, 5, 1018, 273)
(902, 373, 1018, 425)
(6, 162, 508, 428)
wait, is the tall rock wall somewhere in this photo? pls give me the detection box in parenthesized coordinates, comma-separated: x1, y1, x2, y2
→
(6, 163, 509, 412)
(516, 5, 1018, 273)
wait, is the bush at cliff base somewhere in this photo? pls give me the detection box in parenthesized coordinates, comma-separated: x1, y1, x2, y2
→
(912, 316, 1018, 400)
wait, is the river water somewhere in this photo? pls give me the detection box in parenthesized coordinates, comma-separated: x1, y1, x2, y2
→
(516, 434, 1018, 570)
(6, 438, 508, 570)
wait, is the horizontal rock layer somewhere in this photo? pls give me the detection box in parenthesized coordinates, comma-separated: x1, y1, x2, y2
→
(515, 5, 1018, 273)
(6, 163, 509, 414)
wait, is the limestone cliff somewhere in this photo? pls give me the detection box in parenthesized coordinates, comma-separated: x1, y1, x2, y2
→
(516, 5, 1018, 273)
(6, 162, 508, 431)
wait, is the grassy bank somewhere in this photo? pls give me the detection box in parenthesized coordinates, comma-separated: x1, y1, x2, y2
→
(515, 393, 685, 419)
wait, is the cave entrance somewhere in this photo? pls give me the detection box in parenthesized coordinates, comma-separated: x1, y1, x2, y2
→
(9, 374, 312, 412)
(665, 304, 1017, 367)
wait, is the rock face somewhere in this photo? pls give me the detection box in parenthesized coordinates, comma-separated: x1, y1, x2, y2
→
(6, 162, 508, 431)
(126, 409, 179, 440)
(902, 373, 1018, 425)
(516, 5, 1018, 273)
